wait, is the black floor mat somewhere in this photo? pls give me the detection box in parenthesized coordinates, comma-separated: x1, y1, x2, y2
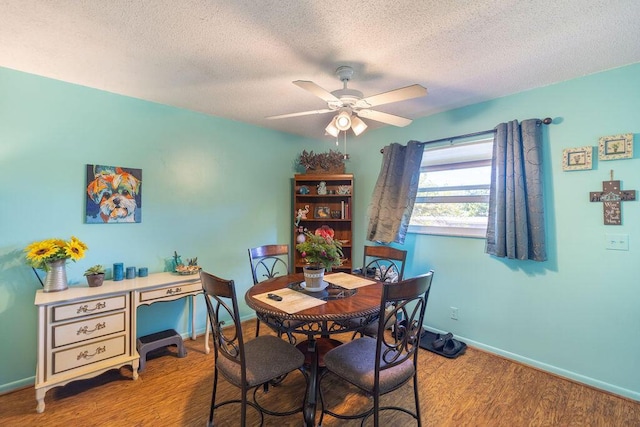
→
(419, 330, 467, 358)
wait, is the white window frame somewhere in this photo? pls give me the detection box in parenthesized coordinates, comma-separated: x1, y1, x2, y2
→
(409, 138, 493, 238)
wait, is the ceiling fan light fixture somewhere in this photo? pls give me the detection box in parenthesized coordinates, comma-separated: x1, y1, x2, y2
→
(325, 116, 340, 137)
(351, 115, 368, 136)
(335, 110, 352, 131)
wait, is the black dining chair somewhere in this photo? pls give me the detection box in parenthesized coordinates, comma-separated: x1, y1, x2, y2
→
(248, 244, 301, 342)
(360, 245, 407, 283)
(318, 271, 434, 427)
(200, 270, 307, 427)
(350, 245, 408, 338)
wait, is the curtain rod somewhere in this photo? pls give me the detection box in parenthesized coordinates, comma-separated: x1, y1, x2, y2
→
(380, 117, 553, 153)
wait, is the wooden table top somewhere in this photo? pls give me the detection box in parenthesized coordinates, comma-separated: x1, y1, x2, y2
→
(245, 272, 383, 323)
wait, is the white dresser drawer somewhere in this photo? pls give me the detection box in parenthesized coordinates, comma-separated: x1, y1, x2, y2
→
(139, 281, 201, 303)
(52, 335, 126, 374)
(53, 295, 126, 322)
(53, 312, 126, 348)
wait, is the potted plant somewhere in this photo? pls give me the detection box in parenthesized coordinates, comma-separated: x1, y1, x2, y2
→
(84, 264, 106, 287)
(296, 227, 343, 291)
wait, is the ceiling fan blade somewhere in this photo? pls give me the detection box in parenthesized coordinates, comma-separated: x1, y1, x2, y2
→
(266, 108, 334, 120)
(357, 109, 413, 127)
(293, 80, 342, 103)
(356, 84, 427, 109)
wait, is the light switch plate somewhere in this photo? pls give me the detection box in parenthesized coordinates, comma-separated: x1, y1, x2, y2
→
(605, 234, 629, 251)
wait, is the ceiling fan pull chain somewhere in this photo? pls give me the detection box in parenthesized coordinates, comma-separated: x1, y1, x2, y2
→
(344, 131, 348, 157)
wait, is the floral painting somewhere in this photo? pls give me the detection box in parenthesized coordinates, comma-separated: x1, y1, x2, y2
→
(85, 164, 142, 223)
(598, 133, 633, 160)
(562, 146, 592, 171)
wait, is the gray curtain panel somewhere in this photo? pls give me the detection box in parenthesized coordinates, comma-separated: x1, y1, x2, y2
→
(367, 141, 423, 244)
(486, 119, 547, 261)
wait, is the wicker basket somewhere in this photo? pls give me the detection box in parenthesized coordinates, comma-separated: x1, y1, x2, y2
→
(305, 164, 345, 174)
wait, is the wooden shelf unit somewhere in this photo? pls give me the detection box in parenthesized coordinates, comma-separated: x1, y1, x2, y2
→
(293, 173, 353, 273)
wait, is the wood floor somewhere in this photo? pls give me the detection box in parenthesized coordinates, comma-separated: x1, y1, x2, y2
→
(1, 322, 639, 426)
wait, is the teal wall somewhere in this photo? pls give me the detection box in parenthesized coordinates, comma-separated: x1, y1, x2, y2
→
(1, 63, 638, 401)
(0, 67, 323, 392)
(346, 63, 640, 400)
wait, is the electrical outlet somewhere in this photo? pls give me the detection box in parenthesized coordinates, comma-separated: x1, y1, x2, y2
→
(450, 307, 459, 320)
(605, 234, 629, 251)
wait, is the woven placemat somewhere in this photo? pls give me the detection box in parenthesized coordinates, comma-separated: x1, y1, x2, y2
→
(253, 288, 327, 314)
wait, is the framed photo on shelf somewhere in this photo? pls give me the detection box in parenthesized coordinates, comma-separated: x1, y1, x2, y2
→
(562, 146, 593, 171)
(314, 206, 330, 219)
(598, 133, 633, 160)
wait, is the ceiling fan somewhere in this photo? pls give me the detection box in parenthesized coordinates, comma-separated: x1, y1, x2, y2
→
(266, 66, 427, 137)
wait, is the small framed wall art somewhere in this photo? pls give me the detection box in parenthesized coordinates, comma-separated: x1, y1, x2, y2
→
(598, 133, 633, 160)
(314, 206, 330, 219)
(562, 146, 593, 171)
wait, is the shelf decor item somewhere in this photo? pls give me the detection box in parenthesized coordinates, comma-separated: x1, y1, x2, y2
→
(598, 133, 633, 161)
(298, 150, 346, 174)
(24, 236, 88, 292)
(113, 263, 124, 281)
(172, 251, 201, 275)
(84, 265, 106, 287)
(314, 206, 330, 218)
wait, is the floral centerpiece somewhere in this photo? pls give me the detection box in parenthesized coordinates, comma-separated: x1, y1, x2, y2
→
(296, 227, 343, 271)
(24, 236, 88, 292)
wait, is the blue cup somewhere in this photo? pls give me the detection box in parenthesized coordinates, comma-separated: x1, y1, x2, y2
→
(126, 266, 136, 279)
(113, 263, 124, 281)
(138, 267, 148, 277)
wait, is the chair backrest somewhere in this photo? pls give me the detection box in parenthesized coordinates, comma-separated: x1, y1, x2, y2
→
(200, 270, 247, 376)
(362, 245, 407, 283)
(248, 244, 291, 285)
(374, 271, 434, 383)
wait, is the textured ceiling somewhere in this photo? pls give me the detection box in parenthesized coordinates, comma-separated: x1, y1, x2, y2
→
(2, 1, 640, 139)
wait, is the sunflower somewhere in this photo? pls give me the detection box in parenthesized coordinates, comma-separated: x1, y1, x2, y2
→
(24, 236, 88, 270)
(71, 235, 88, 251)
(65, 239, 87, 261)
(25, 240, 59, 267)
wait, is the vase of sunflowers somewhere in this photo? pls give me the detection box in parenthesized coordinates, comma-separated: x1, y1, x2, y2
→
(24, 236, 88, 292)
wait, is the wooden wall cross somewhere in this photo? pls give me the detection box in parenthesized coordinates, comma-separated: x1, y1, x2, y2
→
(589, 170, 636, 225)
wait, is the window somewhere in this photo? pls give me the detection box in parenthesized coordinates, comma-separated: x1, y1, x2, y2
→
(409, 138, 493, 238)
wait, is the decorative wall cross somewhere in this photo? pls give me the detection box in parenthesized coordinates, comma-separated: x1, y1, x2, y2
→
(589, 170, 636, 225)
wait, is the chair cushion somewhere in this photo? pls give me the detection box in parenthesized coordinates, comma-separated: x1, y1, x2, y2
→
(217, 335, 305, 388)
(323, 336, 415, 394)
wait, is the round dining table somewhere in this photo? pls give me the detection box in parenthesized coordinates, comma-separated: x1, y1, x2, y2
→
(245, 272, 383, 427)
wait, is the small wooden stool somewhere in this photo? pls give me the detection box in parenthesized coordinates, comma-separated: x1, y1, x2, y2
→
(136, 329, 186, 372)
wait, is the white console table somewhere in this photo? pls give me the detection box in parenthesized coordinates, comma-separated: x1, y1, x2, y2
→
(33, 272, 202, 413)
